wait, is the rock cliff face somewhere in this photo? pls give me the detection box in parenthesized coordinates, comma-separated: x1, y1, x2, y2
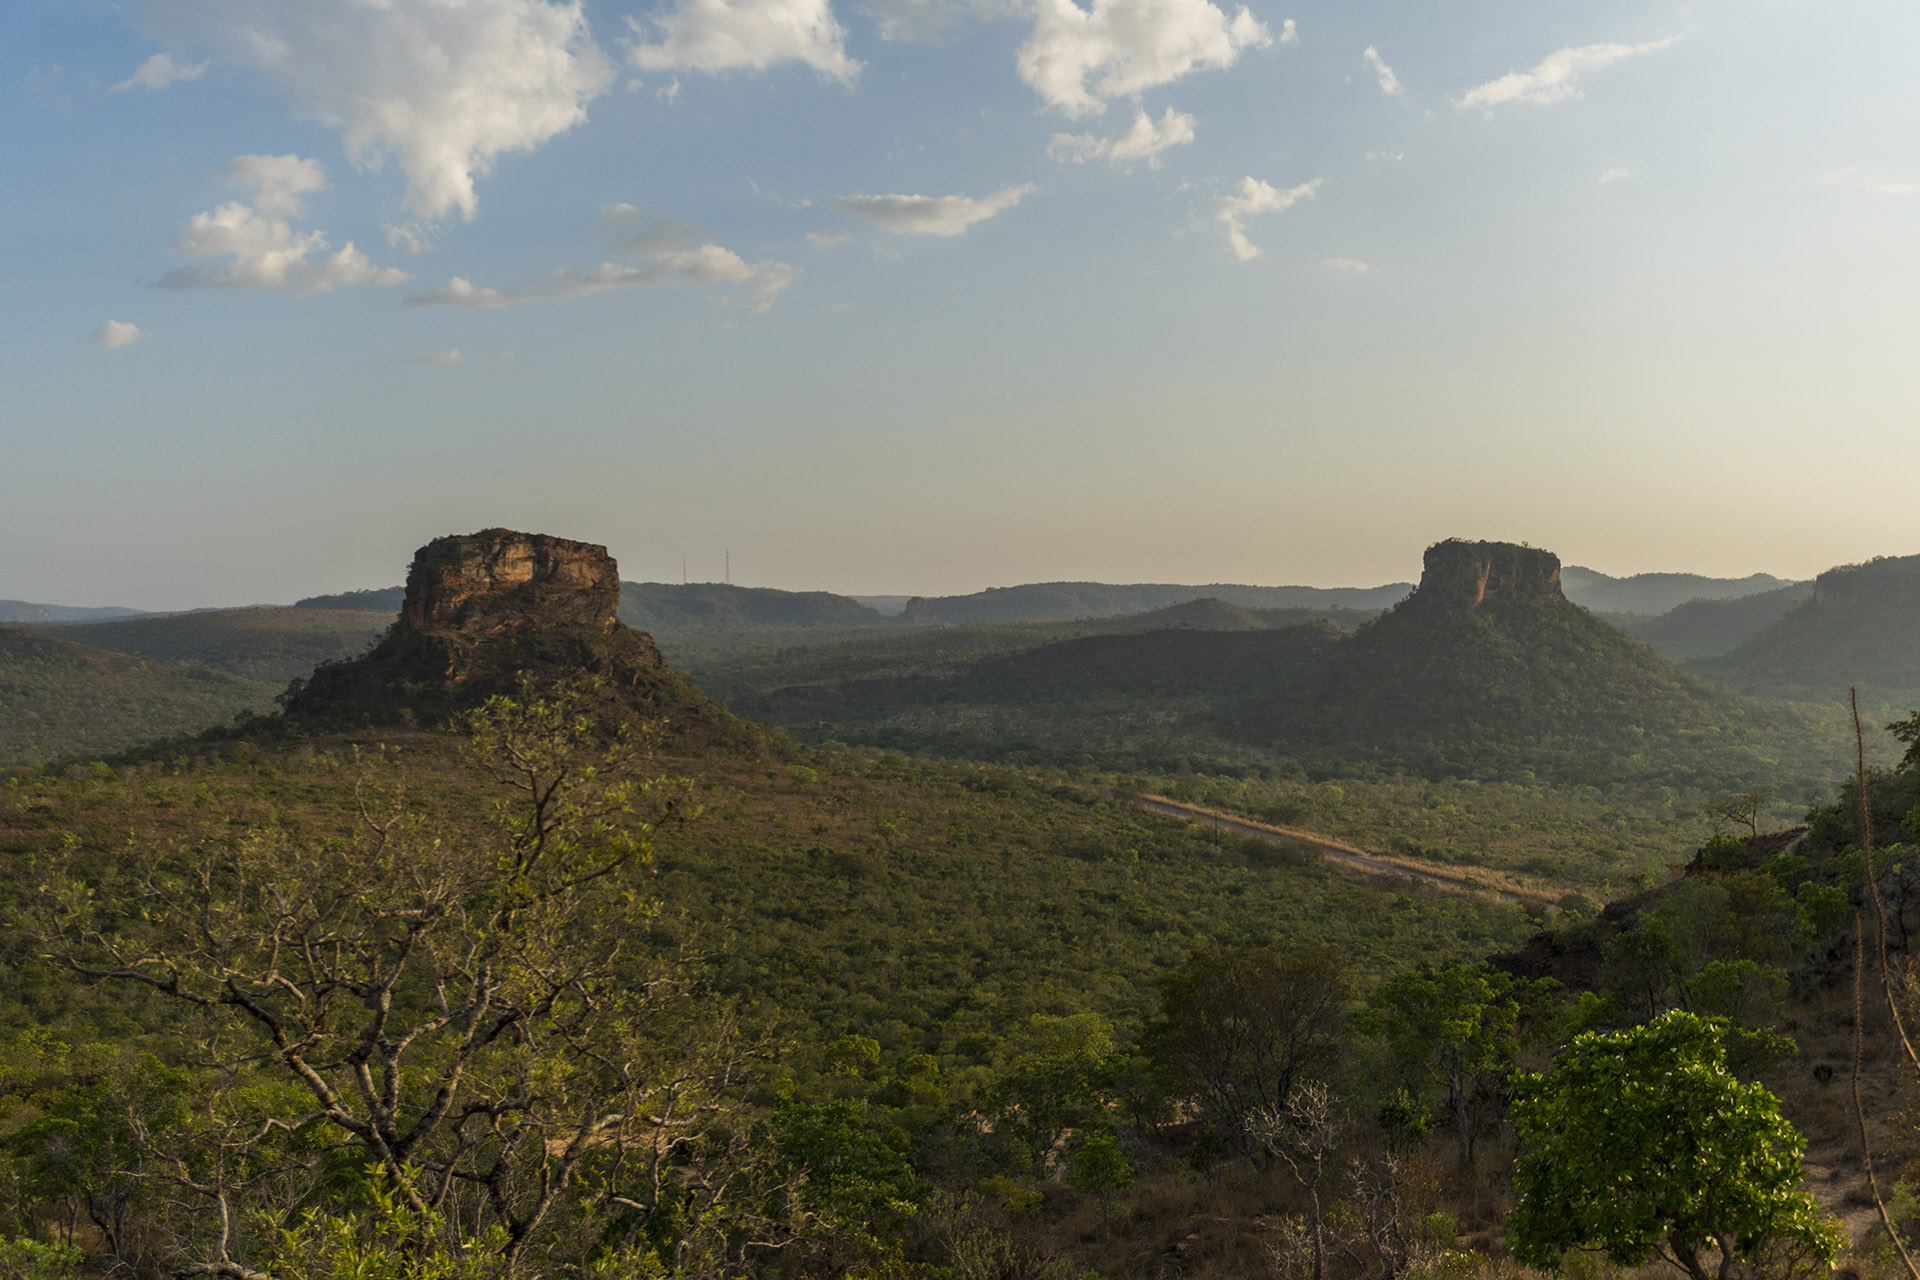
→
(402, 530, 620, 634)
(1412, 540, 1563, 613)
(281, 529, 759, 750)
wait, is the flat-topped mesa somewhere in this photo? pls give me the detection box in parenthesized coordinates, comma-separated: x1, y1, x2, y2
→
(1811, 555, 1920, 611)
(402, 529, 620, 634)
(1413, 539, 1564, 613)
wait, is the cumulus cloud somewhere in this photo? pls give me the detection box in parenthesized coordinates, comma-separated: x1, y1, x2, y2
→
(152, 155, 409, 295)
(1457, 35, 1681, 111)
(1598, 167, 1633, 185)
(111, 51, 207, 91)
(808, 228, 852, 248)
(407, 220, 798, 312)
(1017, 0, 1273, 117)
(1321, 257, 1368, 272)
(830, 184, 1034, 235)
(1048, 105, 1196, 167)
(217, 153, 328, 217)
(1819, 167, 1920, 196)
(1206, 175, 1320, 260)
(139, 0, 613, 221)
(1362, 46, 1401, 96)
(627, 0, 860, 83)
(89, 320, 147, 348)
(855, 0, 1017, 43)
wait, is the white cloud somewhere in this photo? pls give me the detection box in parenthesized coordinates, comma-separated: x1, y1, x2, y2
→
(1206, 175, 1320, 260)
(217, 154, 328, 218)
(1048, 105, 1196, 167)
(89, 320, 148, 348)
(1457, 35, 1681, 111)
(1598, 167, 1633, 185)
(111, 51, 207, 92)
(153, 155, 409, 295)
(855, 0, 1017, 42)
(1017, 0, 1273, 117)
(1819, 167, 1920, 197)
(1362, 46, 1401, 96)
(627, 0, 859, 83)
(1277, 18, 1296, 45)
(405, 348, 465, 365)
(1365, 148, 1403, 161)
(1321, 256, 1368, 272)
(830, 184, 1034, 235)
(140, 0, 613, 221)
(407, 240, 798, 312)
(808, 228, 853, 248)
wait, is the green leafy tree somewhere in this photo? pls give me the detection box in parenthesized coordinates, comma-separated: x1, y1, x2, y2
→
(987, 1013, 1121, 1165)
(30, 691, 771, 1279)
(1143, 947, 1347, 1163)
(1508, 1011, 1838, 1280)
(1364, 963, 1544, 1168)
(1067, 1131, 1132, 1235)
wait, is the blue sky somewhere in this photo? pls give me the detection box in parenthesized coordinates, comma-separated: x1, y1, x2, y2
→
(4, 0, 1917, 608)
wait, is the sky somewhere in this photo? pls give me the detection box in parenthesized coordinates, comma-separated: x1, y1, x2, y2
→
(4, 0, 1917, 609)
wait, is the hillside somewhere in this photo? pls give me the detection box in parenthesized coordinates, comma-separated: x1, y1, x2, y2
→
(897, 579, 1413, 624)
(1694, 553, 1920, 710)
(1238, 541, 1837, 790)
(295, 585, 405, 612)
(1621, 582, 1814, 661)
(1558, 565, 1796, 615)
(0, 625, 272, 765)
(0, 599, 145, 623)
(44, 606, 389, 684)
(619, 581, 888, 630)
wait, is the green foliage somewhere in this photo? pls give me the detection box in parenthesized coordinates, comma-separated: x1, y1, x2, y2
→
(1143, 946, 1346, 1159)
(0, 1237, 81, 1280)
(1508, 1011, 1839, 1279)
(0, 626, 272, 766)
(44, 606, 388, 684)
(1363, 963, 1551, 1166)
(772, 1099, 920, 1227)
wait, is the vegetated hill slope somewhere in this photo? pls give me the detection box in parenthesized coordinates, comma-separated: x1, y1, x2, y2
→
(1694, 553, 1920, 710)
(1621, 582, 1814, 661)
(0, 626, 273, 766)
(0, 599, 146, 623)
(295, 586, 405, 612)
(1558, 565, 1796, 615)
(44, 607, 389, 684)
(897, 579, 1412, 624)
(732, 623, 1345, 769)
(1236, 540, 1838, 790)
(619, 581, 887, 630)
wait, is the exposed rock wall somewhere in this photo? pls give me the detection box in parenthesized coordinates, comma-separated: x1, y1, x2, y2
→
(402, 529, 620, 634)
(1414, 540, 1563, 613)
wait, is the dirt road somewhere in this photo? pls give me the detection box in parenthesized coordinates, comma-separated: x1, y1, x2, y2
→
(1129, 794, 1557, 906)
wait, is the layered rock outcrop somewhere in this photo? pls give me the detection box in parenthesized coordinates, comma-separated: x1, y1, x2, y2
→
(1413, 540, 1563, 613)
(402, 530, 620, 634)
(280, 529, 756, 750)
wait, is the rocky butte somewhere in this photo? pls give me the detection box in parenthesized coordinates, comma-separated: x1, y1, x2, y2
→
(1410, 539, 1564, 614)
(401, 529, 622, 634)
(281, 529, 747, 749)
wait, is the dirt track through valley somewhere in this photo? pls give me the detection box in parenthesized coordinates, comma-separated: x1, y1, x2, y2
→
(1129, 794, 1558, 906)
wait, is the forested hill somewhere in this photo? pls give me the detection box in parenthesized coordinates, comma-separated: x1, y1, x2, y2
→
(1231, 541, 1836, 789)
(0, 625, 271, 765)
(1694, 553, 1920, 710)
(897, 579, 1414, 624)
(44, 606, 388, 684)
(619, 581, 889, 629)
(1557, 565, 1797, 615)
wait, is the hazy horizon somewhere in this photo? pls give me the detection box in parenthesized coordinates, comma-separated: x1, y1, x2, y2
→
(8, 0, 1916, 611)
